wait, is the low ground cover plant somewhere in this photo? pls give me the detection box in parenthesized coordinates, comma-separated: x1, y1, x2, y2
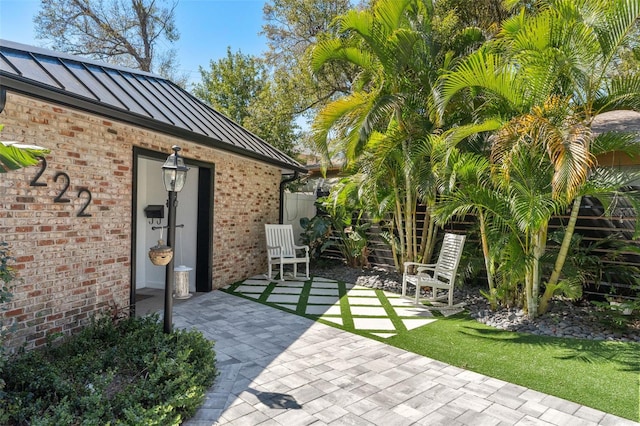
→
(1, 314, 217, 425)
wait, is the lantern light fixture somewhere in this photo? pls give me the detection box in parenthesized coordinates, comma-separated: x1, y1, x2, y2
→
(162, 145, 189, 193)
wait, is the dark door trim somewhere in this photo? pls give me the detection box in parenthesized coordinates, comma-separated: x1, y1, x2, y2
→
(130, 147, 214, 313)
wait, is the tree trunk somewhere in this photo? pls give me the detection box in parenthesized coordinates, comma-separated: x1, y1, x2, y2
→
(421, 212, 437, 263)
(527, 226, 547, 319)
(418, 206, 430, 262)
(478, 210, 497, 309)
(404, 174, 415, 263)
(388, 218, 399, 271)
(394, 186, 405, 266)
(547, 196, 582, 289)
(418, 209, 433, 263)
(538, 197, 582, 315)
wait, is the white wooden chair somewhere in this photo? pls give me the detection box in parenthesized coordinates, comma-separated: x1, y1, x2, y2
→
(402, 233, 466, 306)
(265, 224, 310, 280)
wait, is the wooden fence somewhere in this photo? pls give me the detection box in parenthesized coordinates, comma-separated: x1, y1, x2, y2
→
(319, 198, 639, 301)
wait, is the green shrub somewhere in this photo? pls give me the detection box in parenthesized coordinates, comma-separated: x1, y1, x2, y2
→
(300, 215, 332, 260)
(0, 241, 15, 397)
(1, 314, 217, 425)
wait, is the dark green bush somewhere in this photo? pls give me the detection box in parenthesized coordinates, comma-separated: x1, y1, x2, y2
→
(1, 314, 217, 425)
(0, 241, 16, 397)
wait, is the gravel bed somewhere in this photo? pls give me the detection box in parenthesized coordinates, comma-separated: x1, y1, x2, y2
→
(311, 264, 640, 343)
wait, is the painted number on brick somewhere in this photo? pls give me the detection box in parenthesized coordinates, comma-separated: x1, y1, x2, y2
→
(29, 156, 93, 217)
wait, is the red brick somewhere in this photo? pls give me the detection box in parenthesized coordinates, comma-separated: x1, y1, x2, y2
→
(5, 308, 24, 317)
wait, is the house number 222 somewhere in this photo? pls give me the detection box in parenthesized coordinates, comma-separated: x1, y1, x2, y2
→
(29, 157, 93, 217)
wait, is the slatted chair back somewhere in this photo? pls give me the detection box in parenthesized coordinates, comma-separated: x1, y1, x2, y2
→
(265, 224, 310, 280)
(433, 233, 466, 284)
(265, 224, 296, 258)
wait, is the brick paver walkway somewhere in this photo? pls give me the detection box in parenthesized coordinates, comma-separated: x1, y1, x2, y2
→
(172, 287, 637, 425)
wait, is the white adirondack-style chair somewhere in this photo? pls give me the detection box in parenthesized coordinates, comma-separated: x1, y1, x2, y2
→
(265, 224, 310, 280)
(402, 233, 466, 306)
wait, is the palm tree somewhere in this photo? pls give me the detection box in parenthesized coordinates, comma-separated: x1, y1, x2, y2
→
(440, 0, 640, 318)
(311, 0, 484, 267)
(435, 150, 505, 309)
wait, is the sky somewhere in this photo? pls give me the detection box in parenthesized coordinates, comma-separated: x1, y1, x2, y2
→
(0, 0, 269, 86)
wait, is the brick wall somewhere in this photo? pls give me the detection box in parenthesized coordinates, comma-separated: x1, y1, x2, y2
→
(0, 92, 281, 351)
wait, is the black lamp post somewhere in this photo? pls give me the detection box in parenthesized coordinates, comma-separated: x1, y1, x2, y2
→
(161, 145, 189, 333)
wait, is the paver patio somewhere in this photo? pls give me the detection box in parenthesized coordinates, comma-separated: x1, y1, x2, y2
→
(172, 278, 636, 425)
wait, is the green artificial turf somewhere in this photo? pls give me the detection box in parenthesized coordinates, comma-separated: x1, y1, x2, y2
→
(387, 314, 639, 421)
(224, 278, 640, 421)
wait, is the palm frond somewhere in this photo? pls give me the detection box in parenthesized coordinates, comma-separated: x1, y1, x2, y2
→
(373, 0, 413, 36)
(0, 141, 50, 173)
(311, 40, 376, 74)
(440, 51, 527, 115)
(594, 73, 640, 112)
(592, 0, 640, 71)
(591, 131, 640, 159)
(312, 92, 373, 163)
(547, 121, 594, 199)
(335, 9, 373, 39)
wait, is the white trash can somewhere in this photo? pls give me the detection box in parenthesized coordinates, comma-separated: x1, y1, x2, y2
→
(174, 265, 193, 299)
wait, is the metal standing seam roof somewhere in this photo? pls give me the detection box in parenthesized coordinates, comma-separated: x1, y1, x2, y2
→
(0, 39, 306, 173)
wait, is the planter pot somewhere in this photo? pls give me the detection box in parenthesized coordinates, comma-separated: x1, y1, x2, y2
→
(149, 240, 173, 266)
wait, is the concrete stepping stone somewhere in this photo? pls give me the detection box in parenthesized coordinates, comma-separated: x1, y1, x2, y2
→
(245, 278, 272, 284)
(352, 317, 395, 331)
(402, 318, 437, 330)
(322, 317, 344, 326)
(309, 288, 339, 296)
(349, 306, 387, 316)
(306, 305, 342, 315)
(267, 294, 300, 304)
(347, 297, 381, 306)
(387, 297, 417, 307)
(347, 287, 376, 294)
(393, 307, 435, 318)
(312, 281, 340, 289)
(307, 295, 340, 304)
(371, 332, 397, 339)
(270, 287, 303, 294)
(312, 277, 337, 282)
(243, 293, 261, 299)
(235, 285, 268, 293)
(273, 303, 297, 311)
(278, 280, 306, 286)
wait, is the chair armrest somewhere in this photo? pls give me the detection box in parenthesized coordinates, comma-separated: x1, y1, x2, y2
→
(294, 245, 310, 256)
(403, 261, 436, 268)
(430, 266, 456, 274)
(403, 261, 436, 273)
